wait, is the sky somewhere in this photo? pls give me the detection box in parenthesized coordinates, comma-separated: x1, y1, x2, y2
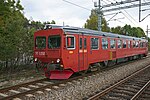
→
(21, 0, 150, 36)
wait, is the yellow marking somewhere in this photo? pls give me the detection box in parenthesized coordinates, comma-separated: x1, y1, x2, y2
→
(69, 51, 73, 54)
(79, 50, 83, 53)
(110, 51, 112, 60)
(84, 50, 87, 53)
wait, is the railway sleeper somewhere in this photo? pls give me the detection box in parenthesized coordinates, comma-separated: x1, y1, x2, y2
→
(105, 92, 132, 99)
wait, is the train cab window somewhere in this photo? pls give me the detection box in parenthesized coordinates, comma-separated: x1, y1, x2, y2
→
(117, 40, 122, 49)
(110, 39, 116, 49)
(84, 38, 87, 49)
(35, 37, 46, 49)
(128, 41, 130, 48)
(135, 41, 139, 48)
(91, 38, 99, 50)
(66, 36, 75, 49)
(48, 35, 61, 49)
(123, 40, 127, 48)
(102, 38, 108, 50)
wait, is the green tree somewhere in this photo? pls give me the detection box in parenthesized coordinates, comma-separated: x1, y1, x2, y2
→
(111, 26, 123, 34)
(110, 24, 146, 38)
(0, 0, 31, 66)
(84, 9, 110, 32)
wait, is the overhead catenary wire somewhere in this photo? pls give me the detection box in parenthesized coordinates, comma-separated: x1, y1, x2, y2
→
(62, 0, 91, 11)
(121, 11, 137, 26)
(123, 10, 139, 24)
(102, 0, 130, 25)
(107, 12, 121, 22)
(110, 0, 138, 26)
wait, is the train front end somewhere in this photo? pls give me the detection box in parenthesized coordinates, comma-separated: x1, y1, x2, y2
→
(34, 28, 73, 79)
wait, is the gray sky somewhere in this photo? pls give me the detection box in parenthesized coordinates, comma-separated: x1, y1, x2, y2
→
(21, 0, 150, 36)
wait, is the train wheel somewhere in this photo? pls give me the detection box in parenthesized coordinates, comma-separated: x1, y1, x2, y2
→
(103, 60, 109, 67)
(128, 56, 133, 61)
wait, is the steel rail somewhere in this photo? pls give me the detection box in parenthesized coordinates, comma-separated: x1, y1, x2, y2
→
(0, 78, 48, 93)
(131, 80, 150, 100)
(87, 64, 150, 100)
(0, 75, 82, 100)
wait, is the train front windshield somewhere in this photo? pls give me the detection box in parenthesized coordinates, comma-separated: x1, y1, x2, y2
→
(48, 35, 61, 49)
(35, 37, 46, 49)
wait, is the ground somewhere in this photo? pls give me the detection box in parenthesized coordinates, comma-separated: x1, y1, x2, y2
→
(0, 65, 45, 89)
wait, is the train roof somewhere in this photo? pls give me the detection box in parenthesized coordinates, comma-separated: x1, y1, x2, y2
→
(45, 24, 147, 41)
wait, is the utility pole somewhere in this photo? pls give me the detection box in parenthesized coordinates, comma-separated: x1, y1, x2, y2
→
(93, 0, 150, 32)
(139, 0, 141, 22)
(146, 25, 150, 40)
(98, 0, 102, 31)
(94, 0, 102, 31)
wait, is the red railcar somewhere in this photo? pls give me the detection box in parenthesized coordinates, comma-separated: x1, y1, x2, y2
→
(34, 25, 148, 79)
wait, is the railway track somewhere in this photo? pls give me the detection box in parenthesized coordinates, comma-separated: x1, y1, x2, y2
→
(87, 64, 150, 100)
(0, 78, 59, 100)
(0, 56, 149, 100)
(0, 73, 84, 100)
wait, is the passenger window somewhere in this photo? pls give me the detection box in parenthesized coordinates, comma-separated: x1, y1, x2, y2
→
(110, 39, 116, 49)
(133, 41, 136, 48)
(80, 38, 82, 49)
(91, 38, 99, 50)
(66, 36, 75, 49)
(135, 41, 139, 48)
(102, 38, 108, 50)
(84, 38, 87, 49)
(117, 40, 122, 49)
(128, 41, 130, 48)
(123, 40, 127, 48)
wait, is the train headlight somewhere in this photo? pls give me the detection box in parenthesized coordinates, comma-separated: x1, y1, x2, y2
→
(57, 59, 60, 63)
(34, 58, 38, 62)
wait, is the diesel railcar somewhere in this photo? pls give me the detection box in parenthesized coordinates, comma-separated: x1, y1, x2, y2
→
(34, 25, 148, 79)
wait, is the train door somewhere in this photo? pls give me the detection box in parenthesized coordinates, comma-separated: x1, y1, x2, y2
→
(78, 34, 88, 71)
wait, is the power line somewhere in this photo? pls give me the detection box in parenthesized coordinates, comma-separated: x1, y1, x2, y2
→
(102, 2, 150, 12)
(123, 10, 138, 23)
(107, 12, 121, 22)
(121, 11, 137, 26)
(62, 0, 91, 11)
(106, 0, 139, 25)
(102, 0, 139, 8)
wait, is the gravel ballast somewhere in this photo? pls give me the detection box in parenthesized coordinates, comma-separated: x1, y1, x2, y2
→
(22, 57, 150, 100)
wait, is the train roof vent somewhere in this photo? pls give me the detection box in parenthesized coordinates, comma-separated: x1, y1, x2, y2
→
(44, 24, 62, 30)
(44, 24, 79, 30)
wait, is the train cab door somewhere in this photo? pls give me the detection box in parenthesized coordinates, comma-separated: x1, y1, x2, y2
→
(78, 34, 88, 71)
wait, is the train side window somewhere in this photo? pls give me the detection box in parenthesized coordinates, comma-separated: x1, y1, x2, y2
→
(123, 40, 127, 48)
(128, 41, 130, 48)
(133, 41, 136, 48)
(84, 38, 87, 49)
(145, 42, 148, 47)
(117, 40, 122, 49)
(91, 38, 99, 50)
(142, 42, 144, 47)
(140, 42, 142, 48)
(66, 36, 75, 49)
(80, 38, 82, 49)
(110, 39, 116, 49)
(135, 41, 139, 48)
(102, 38, 108, 50)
